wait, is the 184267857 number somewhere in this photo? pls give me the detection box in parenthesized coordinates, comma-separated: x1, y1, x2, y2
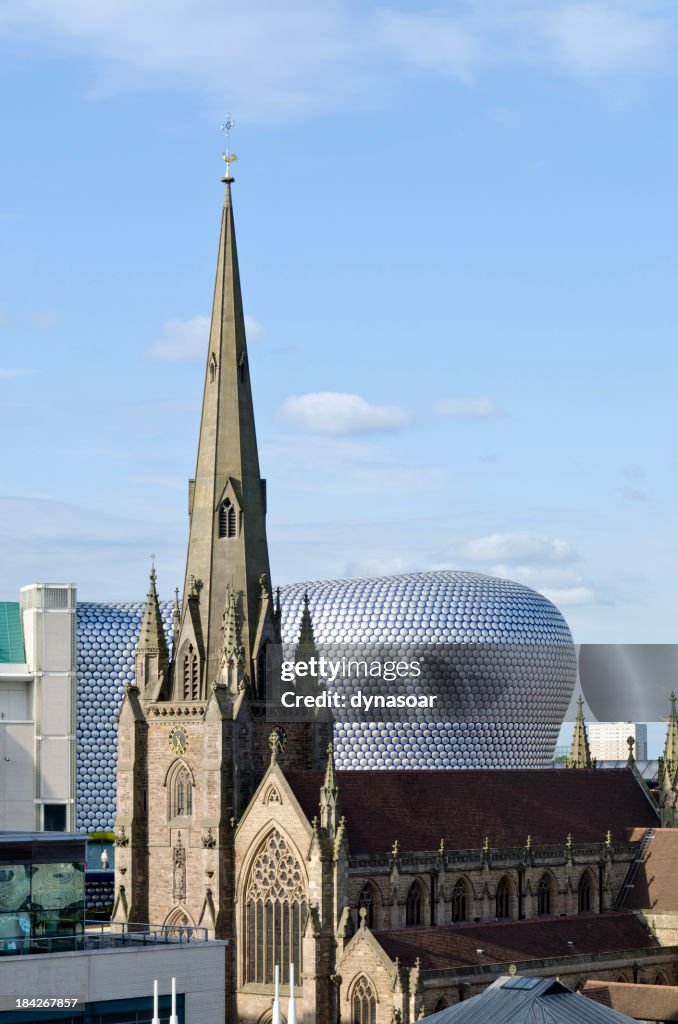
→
(13, 998, 79, 1009)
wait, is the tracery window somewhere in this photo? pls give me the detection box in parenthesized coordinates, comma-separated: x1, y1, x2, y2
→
(406, 882, 423, 927)
(358, 883, 376, 929)
(245, 829, 306, 986)
(219, 498, 237, 539)
(182, 644, 199, 700)
(169, 763, 193, 819)
(495, 876, 511, 919)
(537, 874, 552, 916)
(451, 879, 468, 923)
(351, 976, 377, 1024)
(578, 871, 593, 913)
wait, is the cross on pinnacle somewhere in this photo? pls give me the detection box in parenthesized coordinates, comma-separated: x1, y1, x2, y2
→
(221, 115, 238, 181)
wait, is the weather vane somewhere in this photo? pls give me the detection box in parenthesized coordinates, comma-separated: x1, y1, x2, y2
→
(221, 115, 238, 181)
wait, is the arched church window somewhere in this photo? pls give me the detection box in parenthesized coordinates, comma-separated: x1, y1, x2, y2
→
(496, 876, 511, 919)
(351, 976, 377, 1024)
(406, 882, 423, 927)
(358, 883, 376, 929)
(537, 873, 552, 916)
(172, 765, 193, 819)
(451, 879, 468, 923)
(245, 829, 307, 986)
(219, 498, 237, 539)
(578, 871, 593, 913)
(433, 998, 449, 1013)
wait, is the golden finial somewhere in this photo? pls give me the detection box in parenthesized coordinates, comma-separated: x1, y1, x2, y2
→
(482, 835, 490, 853)
(438, 838, 445, 856)
(605, 829, 613, 847)
(391, 839, 400, 858)
(526, 835, 532, 849)
(566, 833, 573, 848)
(221, 115, 238, 182)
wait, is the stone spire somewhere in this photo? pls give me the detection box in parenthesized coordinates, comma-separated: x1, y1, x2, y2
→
(172, 162, 277, 697)
(135, 568, 169, 700)
(320, 743, 340, 834)
(566, 697, 594, 769)
(296, 593, 316, 651)
(661, 692, 678, 784)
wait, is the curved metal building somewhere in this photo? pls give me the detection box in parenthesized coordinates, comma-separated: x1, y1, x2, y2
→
(76, 569, 575, 831)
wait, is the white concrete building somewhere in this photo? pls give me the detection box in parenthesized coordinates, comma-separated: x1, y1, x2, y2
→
(588, 721, 648, 761)
(0, 584, 77, 830)
(0, 938, 227, 1023)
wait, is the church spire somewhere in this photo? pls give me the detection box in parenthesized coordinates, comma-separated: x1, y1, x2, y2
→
(661, 692, 678, 784)
(295, 592, 318, 661)
(173, 156, 276, 696)
(135, 566, 169, 700)
(566, 697, 594, 769)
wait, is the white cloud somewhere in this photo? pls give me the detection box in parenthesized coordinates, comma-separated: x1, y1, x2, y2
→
(244, 314, 265, 343)
(148, 315, 209, 363)
(0, 0, 671, 119)
(436, 396, 501, 418)
(484, 563, 598, 607)
(278, 392, 412, 435)
(376, 8, 479, 80)
(30, 311, 61, 328)
(540, 3, 670, 79)
(148, 313, 263, 362)
(343, 556, 412, 577)
(621, 485, 648, 502)
(459, 531, 579, 564)
(539, 585, 597, 607)
(0, 368, 36, 380)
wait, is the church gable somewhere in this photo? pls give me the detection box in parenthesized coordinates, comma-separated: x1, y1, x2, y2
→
(235, 758, 314, 846)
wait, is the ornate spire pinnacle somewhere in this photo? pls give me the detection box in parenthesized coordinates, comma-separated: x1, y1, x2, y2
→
(173, 138, 277, 695)
(320, 743, 340, 834)
(566, 696, 594, 769)
(135, 566, 169, 699)
(137, 566, 168, 657)
(295, 591, 319, 674)
(662, 691, 678, 784)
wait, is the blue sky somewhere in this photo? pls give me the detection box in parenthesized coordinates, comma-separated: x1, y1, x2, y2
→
(1, 0, 678, 664)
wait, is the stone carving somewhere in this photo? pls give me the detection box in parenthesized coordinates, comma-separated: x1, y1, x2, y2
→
(115, 826, 129, 848)
(173, 832, 186, 900)
(201, 827, 217, 850)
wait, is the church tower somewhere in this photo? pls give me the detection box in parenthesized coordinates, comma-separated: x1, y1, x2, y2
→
(114, 155, 328, 997)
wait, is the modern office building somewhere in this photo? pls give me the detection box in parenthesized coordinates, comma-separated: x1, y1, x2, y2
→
(589, 722, 648, 761)
(0, 585, 77, 832)
(0, 831, 225, 1023)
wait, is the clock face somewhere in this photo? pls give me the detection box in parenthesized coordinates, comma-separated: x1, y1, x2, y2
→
(169, 725, 189, 755)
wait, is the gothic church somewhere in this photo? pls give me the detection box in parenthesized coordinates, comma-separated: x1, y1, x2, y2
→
(114, 163, 678, 1024)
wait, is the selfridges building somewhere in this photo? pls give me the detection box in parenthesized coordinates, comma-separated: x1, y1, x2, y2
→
(77, 567, 575, 832)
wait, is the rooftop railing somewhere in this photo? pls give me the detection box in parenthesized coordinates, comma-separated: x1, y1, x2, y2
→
(0, 919, 210, 957)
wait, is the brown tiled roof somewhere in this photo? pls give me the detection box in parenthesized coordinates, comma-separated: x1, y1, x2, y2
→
(584, 981, 678, 1021)
(283, 767, 658, 852)
(371, 913, 658, 971)
(625, 829, 678, 912)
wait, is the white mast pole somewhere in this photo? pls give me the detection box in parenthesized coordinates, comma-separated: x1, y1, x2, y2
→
(272, 965, 282, 1024)
(169, 977, 178, 1024)
(152, 980, 160, 1024)
(288, 963, 298, 1024)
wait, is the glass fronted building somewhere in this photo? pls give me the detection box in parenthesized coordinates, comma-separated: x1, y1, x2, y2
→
(0, 833, 85, 955)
